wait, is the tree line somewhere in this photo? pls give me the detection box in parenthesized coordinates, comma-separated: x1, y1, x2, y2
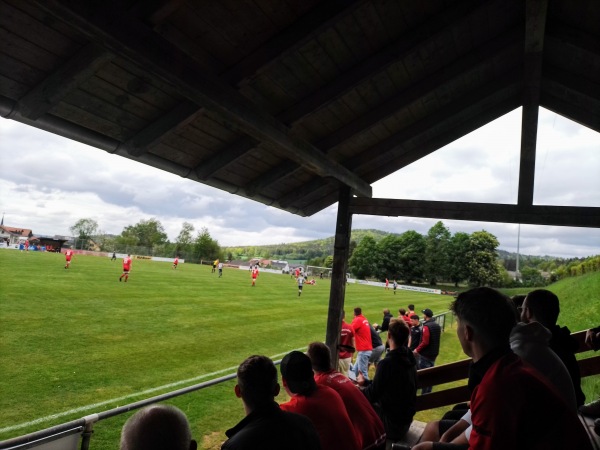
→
(69, 218, 222, 262)
(348, 221, 503, 287)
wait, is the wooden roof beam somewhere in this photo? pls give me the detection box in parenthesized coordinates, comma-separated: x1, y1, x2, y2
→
(277, 0, 489, 125)
(349, 198, 600, 228)
(359, 96, 522, 184)
(517, 0, 548, 207)
(34, 0, 372, 198)
(220, 0, 368, 86)
(125, 101, 201, 157)
(245, 26, 521, 196)
(285, 77, 520, 214)
(300, 96, 521, 216)
(347, 70, 521, 173)
(17, 43, 114, 120)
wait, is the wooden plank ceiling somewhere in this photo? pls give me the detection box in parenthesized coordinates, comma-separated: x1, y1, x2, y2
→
(1, 0, 598, 227)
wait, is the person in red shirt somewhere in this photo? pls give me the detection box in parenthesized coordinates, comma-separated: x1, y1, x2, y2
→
(280, 351, 360, 450)
(450, 287, 592, 450)
(338, 311, 355, 376)
(251, 267, 259, 286)
(351, 307, 373, 380)
(173, 256, 179, 269)
(119, 254, 132, 282)
(308, 342, 386, 450)
(64, 249, 74, 269)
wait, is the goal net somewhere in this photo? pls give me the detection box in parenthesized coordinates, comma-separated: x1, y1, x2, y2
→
(306, 266, 332, 278)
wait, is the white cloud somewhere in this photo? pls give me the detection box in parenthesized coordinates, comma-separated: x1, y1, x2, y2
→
(0, 107, 599, 258)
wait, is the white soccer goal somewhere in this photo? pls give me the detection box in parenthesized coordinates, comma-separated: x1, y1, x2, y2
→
(305, 266, 332, 278)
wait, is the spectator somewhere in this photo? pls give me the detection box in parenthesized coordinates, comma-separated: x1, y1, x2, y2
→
(351, 307, 373, 380)
(520, 289, 585, 406)
(580, 325, 600, 422)
(413, 308, 441, 394)
(307, 342, 386, 450)
(222, 355, 320, 450)
(338, 310, 355, 376)
(398, 308, 411, 326)
(449, 287, 591, 449)
(358, 319, 417, 450)
(369, 324, 385, 367)
(374, 309, 394, 333)
(408, 314, 422, 352)
(510, 294, 526, 314)
(120, 404, 196, 450)
(510, 321, 577, 410)
(407, 304, 416, 317)
(280, 351, 360, 450)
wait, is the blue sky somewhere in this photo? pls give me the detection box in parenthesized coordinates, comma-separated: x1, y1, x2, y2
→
(1, 107, 599, 258)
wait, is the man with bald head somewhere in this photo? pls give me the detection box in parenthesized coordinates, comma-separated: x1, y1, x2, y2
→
(120, 404, 196, 450)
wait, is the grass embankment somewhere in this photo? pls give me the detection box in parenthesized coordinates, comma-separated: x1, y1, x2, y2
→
(0, 250, 598, 449)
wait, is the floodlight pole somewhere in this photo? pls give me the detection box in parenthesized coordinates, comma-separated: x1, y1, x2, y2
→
(325, 186, 353, 367)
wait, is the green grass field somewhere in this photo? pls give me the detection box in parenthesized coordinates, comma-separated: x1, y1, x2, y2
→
(1, 250, 599, 449)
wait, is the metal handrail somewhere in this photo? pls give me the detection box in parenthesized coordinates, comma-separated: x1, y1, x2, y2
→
(0, 370, 244, 450)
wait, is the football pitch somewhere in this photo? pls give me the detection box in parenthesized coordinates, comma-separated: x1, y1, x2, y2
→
(0, 250, 454, 448)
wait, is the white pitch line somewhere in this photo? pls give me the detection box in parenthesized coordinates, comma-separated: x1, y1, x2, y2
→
(1, 348, 305, 434)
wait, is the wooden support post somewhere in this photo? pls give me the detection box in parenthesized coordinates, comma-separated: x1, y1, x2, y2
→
(325, 187, 353, 367)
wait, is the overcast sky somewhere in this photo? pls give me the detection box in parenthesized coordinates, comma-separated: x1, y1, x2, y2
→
(1, 107, 599, 258)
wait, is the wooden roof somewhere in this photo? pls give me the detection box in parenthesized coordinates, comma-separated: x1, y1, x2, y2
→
(1, 0, 599, 227)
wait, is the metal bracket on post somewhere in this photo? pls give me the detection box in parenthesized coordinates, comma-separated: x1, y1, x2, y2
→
(80, 414, 99, 450)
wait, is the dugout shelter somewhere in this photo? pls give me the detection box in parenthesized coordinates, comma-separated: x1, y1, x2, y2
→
(1, 0, 599, 362)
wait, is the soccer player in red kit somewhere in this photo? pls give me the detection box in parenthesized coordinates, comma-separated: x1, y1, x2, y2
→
(173, 256, 179, 269)
(251, 267, 259, 286)
(119, 254, 132, 282)
(64, 249, 73, 269)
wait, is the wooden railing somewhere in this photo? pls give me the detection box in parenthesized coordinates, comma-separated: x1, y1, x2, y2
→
(415, 329, 600, 411)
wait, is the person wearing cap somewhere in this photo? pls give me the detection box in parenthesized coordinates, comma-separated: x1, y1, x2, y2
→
(280, 351, 360, 450)
(222, 355, 321, 450)
(307, 342, 386, 450)
(413, 308, 441, 395)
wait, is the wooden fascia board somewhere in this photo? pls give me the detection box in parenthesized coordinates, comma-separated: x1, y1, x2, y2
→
(358, 96, 521, 184)
(35, 0, 372, 198)
(17, 43, 114, 120)
(541, 93, 600, 134)
(346, 70, 522, 173)
(349, 199, 600, 228)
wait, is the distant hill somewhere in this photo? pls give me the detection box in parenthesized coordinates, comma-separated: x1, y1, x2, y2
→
(223, 228, 573, 263)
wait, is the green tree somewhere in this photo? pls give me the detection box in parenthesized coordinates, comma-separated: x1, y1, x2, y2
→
(121, 218, 168, 248)
(348, 235, 379, 279)
(466, 230, 502, 287)
(175, 222, 195, 254)
(396, 230, 426, 284)
(424, 221, 451, 285)
(324, 255, 334, 268)
(521, 267, 545, 287)
(193, 227, 221, 261)
(448, 232, 470, 287)
(70, 218, 99, 249)
(375, 234, 403, 280)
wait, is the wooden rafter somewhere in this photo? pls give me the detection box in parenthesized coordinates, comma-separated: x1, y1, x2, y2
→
(244, 25, 522, 196)
(17, 43, 114, 120)
(125, 101, 200, 157)
(34, 0, 372, 198)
